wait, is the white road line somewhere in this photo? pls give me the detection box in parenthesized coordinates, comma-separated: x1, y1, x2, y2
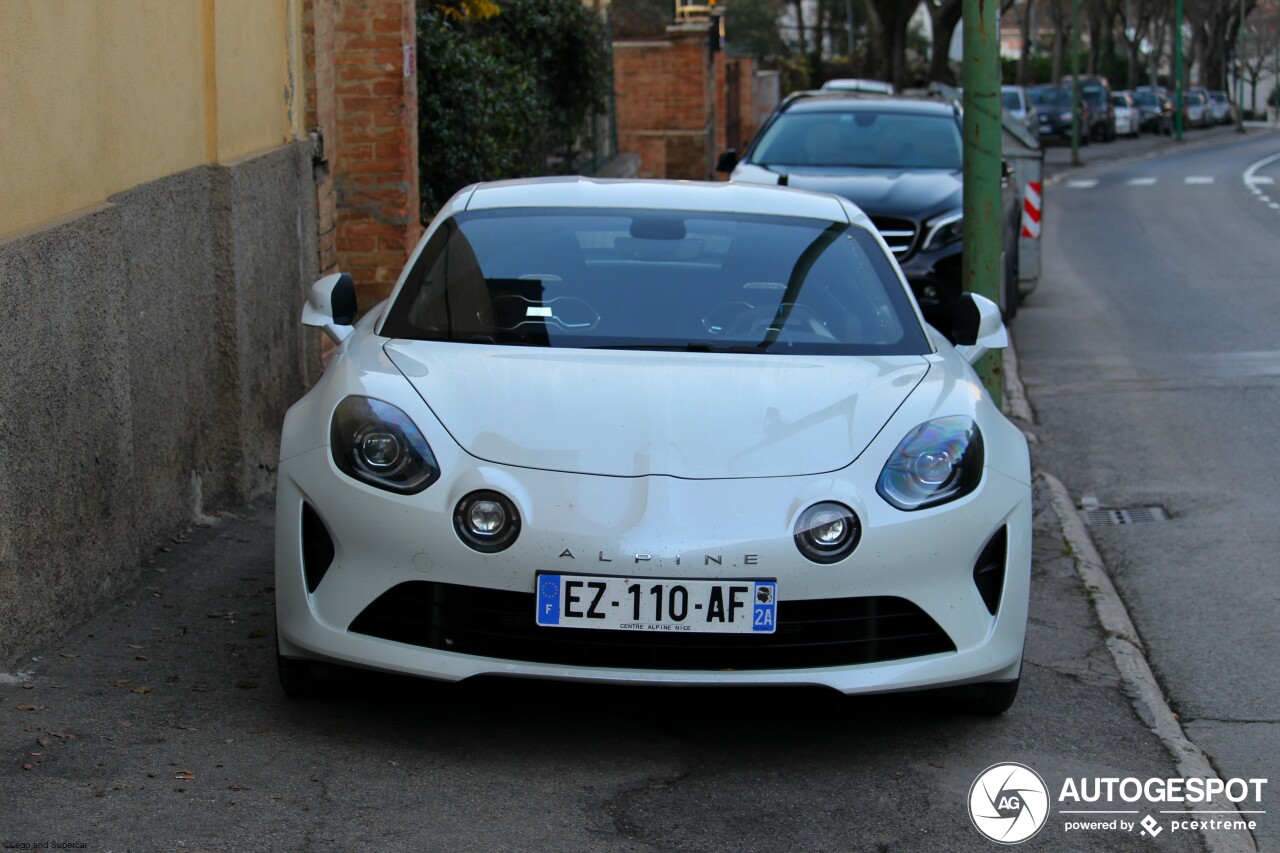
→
(1244, 153, 1280, 217)
(1127, 177, 1157, 186)
(1067, 179, 1099, 189)
(1184, 176, 1215, 184)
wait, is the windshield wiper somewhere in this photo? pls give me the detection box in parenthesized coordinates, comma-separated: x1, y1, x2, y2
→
(584, 342, 770, 353)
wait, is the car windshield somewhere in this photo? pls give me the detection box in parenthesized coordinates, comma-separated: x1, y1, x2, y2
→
(748, 111, 962, 170)
(380, 208, 928, 356)
(1001, 90, 1022, 110)
(1030, 87, 1071, 107)
(1133, 92, 1159, 106)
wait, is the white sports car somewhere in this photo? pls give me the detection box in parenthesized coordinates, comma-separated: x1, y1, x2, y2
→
(275, 178, 1032, 713)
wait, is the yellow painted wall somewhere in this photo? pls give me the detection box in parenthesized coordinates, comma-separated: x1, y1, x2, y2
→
(0, 0, 303, 240)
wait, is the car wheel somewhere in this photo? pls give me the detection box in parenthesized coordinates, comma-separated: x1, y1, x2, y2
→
(1002, 248, 1019, 320)
(955, 678, 1021, 716)
(277, 651, 326, 698)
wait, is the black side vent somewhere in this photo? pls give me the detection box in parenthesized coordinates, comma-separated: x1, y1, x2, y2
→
(973, 526, 1008, 615)
(301, 503, 336, 593)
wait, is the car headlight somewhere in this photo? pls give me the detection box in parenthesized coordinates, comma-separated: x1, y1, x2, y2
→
(921, 209, 963, 251)
(330, 396, 440, 494)
(1059, 111, 1073, 122)
(876, 417, 984, 511)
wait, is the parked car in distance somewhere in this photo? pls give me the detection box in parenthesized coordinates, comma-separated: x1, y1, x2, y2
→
(1029, 85, 1091, 145)
(1132, 88, 1173, 135)
(1184, 89, 1211, 128)
(1207, 90, 1232, 124)
(1001, 85, 1039, 140)
(276, 177, 1033, 716)
(717, 91, 1024, 325)
(1062, 76, 1115, 141)
(1111, 91, 1140, 138)
(822, 78, 894, 95)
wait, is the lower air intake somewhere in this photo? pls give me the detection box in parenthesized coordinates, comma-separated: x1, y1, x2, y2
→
(349, 582, 955, 671)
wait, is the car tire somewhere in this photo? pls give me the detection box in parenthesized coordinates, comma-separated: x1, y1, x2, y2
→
(277, 651, 326, 698)
(276, 619, 349, 699)
(1002, 249, 1019, 320)
(956, 678, 1021, 716)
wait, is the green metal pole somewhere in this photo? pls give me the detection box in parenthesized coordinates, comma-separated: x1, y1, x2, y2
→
(962, 0, 1002, 404)
(1237, 0, 1247, 133)
(1071, 0, 1082, 165)
(1175, 0, 1184, 140)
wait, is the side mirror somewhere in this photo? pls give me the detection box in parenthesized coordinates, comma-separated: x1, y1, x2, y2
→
(952, 292, 1009, 365)
(301, 272, 358, 344)
(715, 149, 738, 173)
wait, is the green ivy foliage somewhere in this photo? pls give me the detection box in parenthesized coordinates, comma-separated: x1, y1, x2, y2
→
(417, 2, 610, 217)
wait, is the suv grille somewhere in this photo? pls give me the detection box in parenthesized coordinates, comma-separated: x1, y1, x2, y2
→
(870, 216, 917, 257)
(349, 582, 955, 671)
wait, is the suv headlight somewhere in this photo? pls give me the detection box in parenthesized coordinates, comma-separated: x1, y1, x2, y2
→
(331, 396, 440, 494)
(921, 209, 963, 251)
(876, 417, 983, 511)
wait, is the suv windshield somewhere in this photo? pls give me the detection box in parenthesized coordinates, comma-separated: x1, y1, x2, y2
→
(1079, 84, 1106, 106)
(381, 208, 928, 355)
(1030, 87, 1072, 107)
(748, 111, 962, 170)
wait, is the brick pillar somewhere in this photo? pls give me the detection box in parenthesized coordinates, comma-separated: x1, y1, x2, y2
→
(332, 0, 422, 307)
(614, 25, 720, 181)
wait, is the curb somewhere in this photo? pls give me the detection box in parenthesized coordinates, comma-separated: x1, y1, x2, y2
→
(1003, 345, 1258, 853)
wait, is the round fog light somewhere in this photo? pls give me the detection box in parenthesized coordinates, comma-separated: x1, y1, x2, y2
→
(467, 500, 506, 536)
(454, 491, 521, 553)
(794, 501, 860, 564)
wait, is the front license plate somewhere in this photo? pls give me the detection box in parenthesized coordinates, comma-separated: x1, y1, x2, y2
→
(535, 573, 777, 634)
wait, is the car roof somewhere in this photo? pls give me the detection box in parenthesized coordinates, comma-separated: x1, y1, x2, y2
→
(463, 177, 855, 223)
(778, 93, 958, 118)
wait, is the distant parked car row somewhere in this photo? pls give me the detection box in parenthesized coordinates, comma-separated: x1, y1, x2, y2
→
(1008, 77, 1234, 145)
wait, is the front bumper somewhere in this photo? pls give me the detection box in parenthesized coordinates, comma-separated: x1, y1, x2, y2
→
(276, 438, 1032, 695)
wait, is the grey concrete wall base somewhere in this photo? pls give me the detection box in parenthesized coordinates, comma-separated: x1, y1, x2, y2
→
(0, 142, 318, 664)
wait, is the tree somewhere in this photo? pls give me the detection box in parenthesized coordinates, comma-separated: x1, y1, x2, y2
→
(926, 0, 964, 84)
(417, 0, 611, 215)
(864, 0, 916, 88)
(725, 0, 789, 61)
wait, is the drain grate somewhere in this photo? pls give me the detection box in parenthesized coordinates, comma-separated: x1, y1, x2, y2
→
(1082, 507, 1168, 526)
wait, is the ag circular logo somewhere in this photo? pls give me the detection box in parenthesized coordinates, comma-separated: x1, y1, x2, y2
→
(968, 762, 1050, 844)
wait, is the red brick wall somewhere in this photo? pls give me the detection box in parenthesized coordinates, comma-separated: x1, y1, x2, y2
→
(615, 25, 721, 180)
(330, 0, 423, 307)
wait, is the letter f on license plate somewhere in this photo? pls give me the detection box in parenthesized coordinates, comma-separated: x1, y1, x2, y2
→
(536, 573, 777, 634)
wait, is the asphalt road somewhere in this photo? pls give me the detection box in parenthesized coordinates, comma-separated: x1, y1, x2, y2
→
(1, 125, 1270, 853)
(0, 496, 1204, 852)
(1017, 126, 1280, 852)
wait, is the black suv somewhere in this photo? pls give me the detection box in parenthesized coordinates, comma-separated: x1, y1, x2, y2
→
(717, 92, 1022, 326)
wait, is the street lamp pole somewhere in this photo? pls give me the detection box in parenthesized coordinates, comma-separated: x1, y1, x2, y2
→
(961, 0, 1003, 403)
(1237, 0, 1247, 132)
(1175, 0, 1184, 141)
(1071, 0, 1082, 165)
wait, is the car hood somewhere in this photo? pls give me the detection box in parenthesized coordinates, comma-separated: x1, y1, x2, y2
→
(385, 341, 929, 479)
(736, 164, 962, 219)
